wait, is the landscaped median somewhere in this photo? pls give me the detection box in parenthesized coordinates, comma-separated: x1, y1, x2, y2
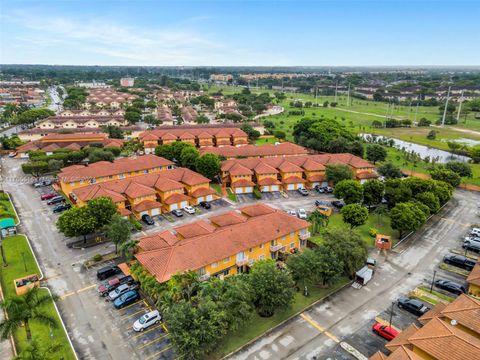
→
(0, 235, 76, 359)
(212, 277, 350, 359)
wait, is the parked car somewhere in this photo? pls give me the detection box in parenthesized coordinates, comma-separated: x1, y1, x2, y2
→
(331, 200, 345, 209)
(372, 323, 399, 341)
(114, 290, 140, 309)
(53, 203, 71, 213)
(47, 196, 65, 205)
(324, 186, 333, 193)
(183, 206, 196, 214)
(315, 185, 325, 193)
(108, 284, 134, 301)
(96, 265, 121, 280)
(470, 228, 480, 237)
(434, 279, 466, 295)
(297, 209, 307, 219)
(199, 201, 211, 209)
(298, 188, 309, 196)
(133, 310, 162, 332)
(443, 254, 476, 271)
(98, 278, 121, 297)
(41, 193, 57, 201)
(397, 297, 429, 316)
(464, 237, 480, 246)
(33, 179, 52, 188)
(171, 209, 183, 217)
(462, 241, 480, 253)
(287, 210, 297, 216)
(8, 152, 16, 158)
(141, 214, 154, 225)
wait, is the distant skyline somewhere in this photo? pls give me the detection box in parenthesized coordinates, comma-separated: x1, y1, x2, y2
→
(1, 0, 479, 66)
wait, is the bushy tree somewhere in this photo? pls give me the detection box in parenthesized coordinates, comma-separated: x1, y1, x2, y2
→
(325, 164, 353, 185)
(56, 207, 97, 242)
(431, 180, 453, 205)
(389, 202, 427, 238)
(87, 197, 117, 226)
(430, 168, 461, 187)
(366, 144, 387, 164)
(334, 179, 363, 204)
(363, 179, 384, 209)
(377, 162, 403, 179)
(293, 118, 355, 152)
(445, 161, 472, 177)
(341, 204, 368, 228)
(196, 154, 220, 179)
(384, 179, 412, 207)
(104, 214, 133, 253)
(180, 147, 200, 170)
(155, 144, 175, 160)
(415, 192, 440, 214)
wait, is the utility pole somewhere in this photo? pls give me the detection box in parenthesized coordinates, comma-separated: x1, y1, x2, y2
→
(414, 101, 419, 123)
(334, 82, 338, 103)
(389, 301, 395, 327)
(347, 83, 351, 107)
(430, 270, 437, 293)
(441, 86, 451, 127)
(315, 86, 318, 106)
(456, 89, 464, 123)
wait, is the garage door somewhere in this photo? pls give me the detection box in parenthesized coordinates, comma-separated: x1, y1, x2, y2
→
(261, 186, 269, 192)
(180, 201, 188, 208)
(287, 184, 295, 190)
(151, 208, 160, 216)
(271, 185, 279, 192)
(197, 196, 205, 203)
(298, 184, 305, 189)
(206, 195, 213, 201)
(140, 211, 148, 217)
(311, 182, 319, 188)
(235, 187, 243, 194)
(170, 203, 178, 210)
(321, 181, 328, 187)
(245, 187, 253, 193)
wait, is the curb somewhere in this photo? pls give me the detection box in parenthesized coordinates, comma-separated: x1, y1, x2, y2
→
(221, 280, 352, 360)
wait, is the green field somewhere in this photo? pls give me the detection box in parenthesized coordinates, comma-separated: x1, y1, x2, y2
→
(0, 235, 76, 359)
(0, 193, 18, 223)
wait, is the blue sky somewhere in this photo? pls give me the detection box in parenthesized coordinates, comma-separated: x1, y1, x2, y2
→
(1, 0, 478, 66)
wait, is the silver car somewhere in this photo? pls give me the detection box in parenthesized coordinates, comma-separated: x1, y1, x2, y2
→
(133, 310, 161, 332)
(108, 284, 130, 301)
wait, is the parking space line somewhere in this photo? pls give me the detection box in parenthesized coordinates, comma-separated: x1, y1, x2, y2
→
(118, 300, 143, 311)
(300, 313, 339, 343)
(121, 308, 148, 321)
(142, 299, 152, 310)
(161, 323, 169, 333)
(59, 284, 96, 300)
(137, 333, 168, 350)
(374, 316, 402, 332)
(131, 324, 163, 339)
(77, 284, 96, 293)
(144, 345, 172, 360)
(59, 291, 75, 300)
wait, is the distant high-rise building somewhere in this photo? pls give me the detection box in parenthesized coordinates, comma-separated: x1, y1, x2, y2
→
(120, 78, 135, 87)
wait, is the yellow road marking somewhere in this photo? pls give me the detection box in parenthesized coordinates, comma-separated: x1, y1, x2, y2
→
(131, 324, 162, 339)
(144, 345, 172, 360)
(59, 291, 75, 300)
(137, 333, 168, 350)
(142, 299, 151, 309)
(161, 323, 169, 333)
(60, 284, 96, 300)
(118, 300, 143, 311)
(300, 313, 339, 343)
(374, 317, 402, 332)
(121, 308, 148, 321)
(77, 284, 96, 293)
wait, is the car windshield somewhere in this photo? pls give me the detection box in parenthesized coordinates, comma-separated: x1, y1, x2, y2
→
(139, 316, 147, 324)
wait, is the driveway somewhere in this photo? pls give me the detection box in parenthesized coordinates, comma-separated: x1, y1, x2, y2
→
(228, 190, 480, 360)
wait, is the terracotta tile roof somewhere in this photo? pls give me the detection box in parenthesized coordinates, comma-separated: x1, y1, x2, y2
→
(73, 185, 126, 203)
(229, 163, 254, 176)
(139, 126, 247, 142)
(407, 317, 480, 360)
(179, 132, 195, 139)
(254, 162, 279, 174)
(302, 158, 326, 171)
(16, 142, 39, 152)
(282, 176, 306, 184)
(385, 324, 419, 351)
(135, 205, 310, 282)
(163, 193, 190, 205)
(154, 177, 184, 192)
(117, 207, 131, 216)
(240, 203, 276, 217)
(139, 231, 179, 251)
(369, 351, 387, 360)
(231, 179, 255, 187)
(418, 302, 447, 324)
(124, 182, 157, 198)
(357, 171, 379, 179)
(257, 177, 281, 186)
(190, 187, 216, 198)
(142, 133, 159, 141)
(209, 211, 247, 227)
(133, 200, 162, 213)
(174, 220, 216, 239)
(59, 155, 173, 182)
(41, 143, 60, 152)
(386, 346, 424, 360)
(467, 263, 480, 287)
(278, 160, 303, 173)
(439, 294, 480, 335)
(104, 139, 124, 148)
(41, 133, 107, 141)
(162, 133, 177, 140)
(64, 143, 82, 151)
(307, 174, 325, 182)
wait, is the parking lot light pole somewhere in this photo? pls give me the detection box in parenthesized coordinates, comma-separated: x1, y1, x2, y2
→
(430, 270, 437, 293)
(389, 301, 395, 327)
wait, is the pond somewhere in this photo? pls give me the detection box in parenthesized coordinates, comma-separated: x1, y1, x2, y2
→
(360, 134, 471, 163)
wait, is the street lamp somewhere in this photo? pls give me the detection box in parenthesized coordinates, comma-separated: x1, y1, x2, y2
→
(389, 301, 395, 328)
(430, 270, 437, 293)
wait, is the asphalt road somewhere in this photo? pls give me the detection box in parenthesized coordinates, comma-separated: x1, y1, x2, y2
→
(228, 190, 480, 360)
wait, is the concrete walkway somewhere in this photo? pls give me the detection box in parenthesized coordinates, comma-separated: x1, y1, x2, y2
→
(0, 286, 15, 359)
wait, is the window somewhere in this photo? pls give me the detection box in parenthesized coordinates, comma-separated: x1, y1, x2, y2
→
(119, 174, 125, 179)
(281, 235, 286, 241)
(223, 257, 230, 263)
(211, 262, 218, 268)
(270, 240, 276, 246)
(249, 248, 253, 253)
(109, 175, 113, 179)
(222, 268, 230, 276)
(70, 182, 75, 186)
(197, 267, 206, 276)
(300, 240, 306, 248)
(290, 242, 295, 249)
(259, 244, 264, 249)
(290, 232, 294, 238)
(259, 255, 265, 261)
(144, 169, 149, 174)
(79, 180, 84, 185)
(300, 229, 307, 235)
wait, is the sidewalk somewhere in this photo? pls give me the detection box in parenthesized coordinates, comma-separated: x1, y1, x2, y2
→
(0, 285, 15, 359)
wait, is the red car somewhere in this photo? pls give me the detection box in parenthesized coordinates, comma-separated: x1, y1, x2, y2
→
(97, 277, 121, 297)
(41, 193, 57, 201)
(372, 323, 399, 341)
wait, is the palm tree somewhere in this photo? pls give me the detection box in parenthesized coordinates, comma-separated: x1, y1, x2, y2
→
(0, 287, 58, 342)
(119, 238, 138, 260)
(308, 210, 329, 235)
(13, 337, 62, 360)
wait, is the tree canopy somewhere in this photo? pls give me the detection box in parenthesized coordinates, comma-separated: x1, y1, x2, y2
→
(325, 164, 353, 185)
(341, 204, 368, 228)
(334, 179, 363, 204)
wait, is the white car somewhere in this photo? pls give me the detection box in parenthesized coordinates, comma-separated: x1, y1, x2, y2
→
(464, 237, 480, 246)
(287, 210, 297, 216)
(183, 206, 196, 214)
(133, 310, 161, 332)
(297, 209, 307, 219)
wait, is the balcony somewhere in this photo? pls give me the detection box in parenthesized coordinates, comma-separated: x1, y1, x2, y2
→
(299, 231, 311, 240)
(270, 244, 283, 252)
(198, 272, 211, 282)
(247, 259, 255, 267)
(236, 256, 249, 267)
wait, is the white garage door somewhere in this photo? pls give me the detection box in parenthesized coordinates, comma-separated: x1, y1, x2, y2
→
(140, 211, 149, 217)
(206, 195, 213, 201)
(261, 186, 269, 192)
(197, 196, 205, 203)
(151, 208, 160, 216)
(271, 185, 280, 192)
(170, 203, 178, 210)
(287, 184, 295, 190)
(245, 187, 253, 193)
(180, 201, 188, 208)
(235, 188, 244, 194)
(311, 182, 320, 188)
(321, 181, 328, 187)
(298, 184, 305, 189)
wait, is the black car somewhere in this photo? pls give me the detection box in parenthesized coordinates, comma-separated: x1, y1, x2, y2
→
(443, 254, 476, 271)
(315, 185, 325, 193)
(53, 203, 71, 213)
(47, 196, 65, 205)
(434, 279, 466, 295)
(96, 265, 122, 280)
(141, 214, 154, 225)
(397, 297, 430, 316)
(172, 209, 183, 217)
(462, 242, 480, 253)
(199, 201, 211, 209)
(331, 200, 345, 209)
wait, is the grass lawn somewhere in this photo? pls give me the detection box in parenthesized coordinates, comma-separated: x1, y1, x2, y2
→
(255, 137, 279, 145)
(0, 193, 18, 223)
(209, 277, 350, 359)
(227, 188, 237, 202)
(210, 183, 223, 197)
(0, 235, 76, 360)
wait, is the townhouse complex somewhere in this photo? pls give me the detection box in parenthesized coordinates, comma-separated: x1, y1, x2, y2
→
(15, 133, 124, 158)
(85, 88, 137, 108)
(36, 109, 128, 130)
(58, 155, 216, 218)
(180, 106, 198, 123)
(135, 204, 311, 283)
(370, 294, 480, 360)
(139, 125, 248, 153)
(221, 153, 377, 193)
(467, 262, 480, 298)
(0, 81, 45, 106)
(199, 142, 309, 159)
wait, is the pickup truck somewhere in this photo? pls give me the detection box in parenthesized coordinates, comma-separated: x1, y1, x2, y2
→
(108, 283, 139, 301)
(98, 275, 135, 297)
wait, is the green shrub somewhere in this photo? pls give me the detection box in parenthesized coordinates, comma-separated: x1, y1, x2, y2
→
(253, 188, 262, 199)
(369, 228, 378, 237)
(130, 218, 143, 231)
(93, 254, 103, 262)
